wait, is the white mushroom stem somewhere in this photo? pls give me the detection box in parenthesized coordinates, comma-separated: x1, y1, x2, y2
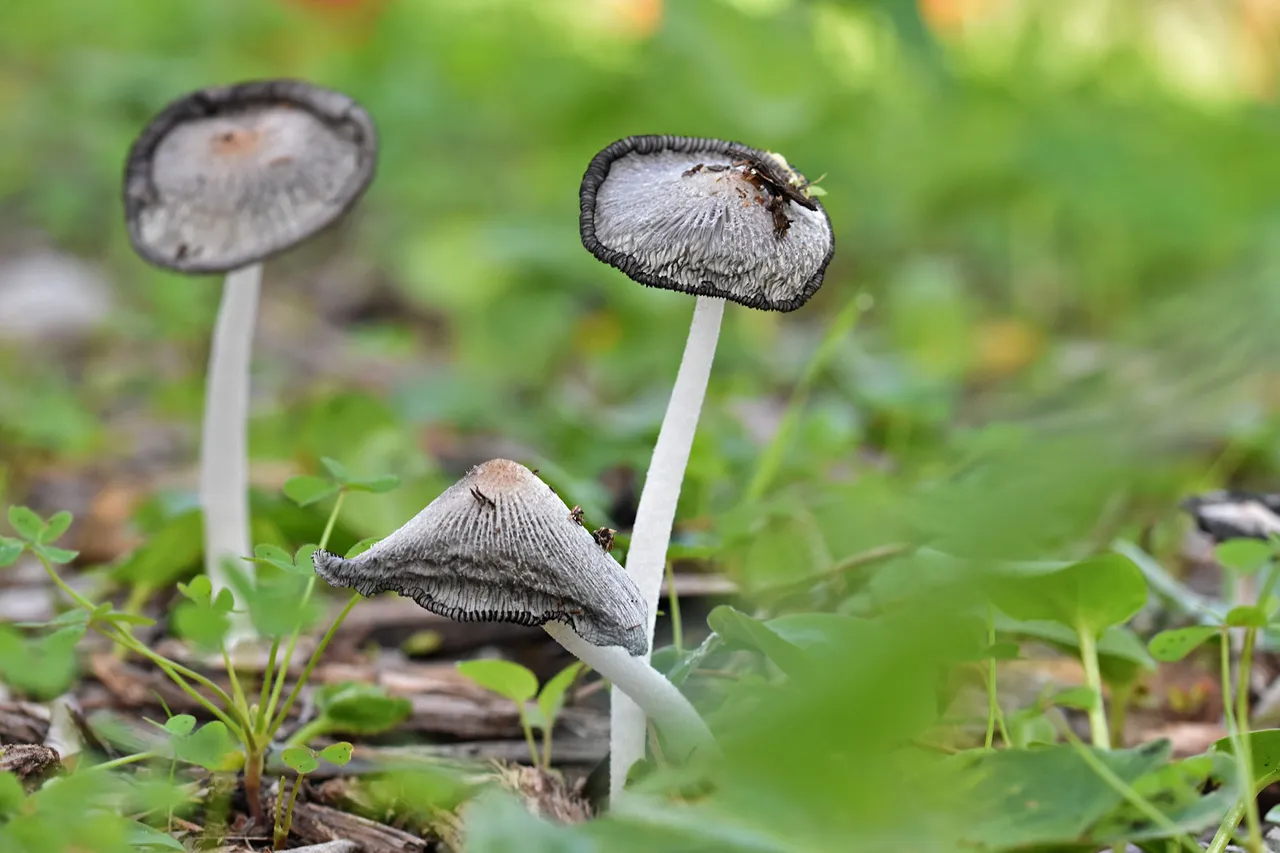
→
(611, 294, 726, 797)
(199, 263, 262, 645)
(543, 621, 716, 766)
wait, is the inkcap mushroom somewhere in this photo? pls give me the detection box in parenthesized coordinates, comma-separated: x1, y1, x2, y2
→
(123, 79, 377, 641)
(311, 459, 716, 764)
(579, 134, 833, 794)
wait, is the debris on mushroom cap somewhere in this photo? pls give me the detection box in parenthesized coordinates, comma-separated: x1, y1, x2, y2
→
(579, 134, 835, 312)
(313, 459, 648, 656)
(123, 79, 378, 274)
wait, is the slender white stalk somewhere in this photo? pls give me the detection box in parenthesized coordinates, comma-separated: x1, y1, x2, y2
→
(611, 295, 726, 799)
(200, 263, 262, 645)
(543, 621, 716, 766)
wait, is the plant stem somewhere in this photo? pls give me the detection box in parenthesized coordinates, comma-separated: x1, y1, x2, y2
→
(201, 263, 262, 648)
(223, 647, 250, 719)
(257, 638, 280, 731)
(263, 493, 346, 735)
(1076, 623, 1110, 749)
(540, 720, 553, 773)
(665, 557, 683, 654)
(87, 752, 156, 772)
(1206, 799, 1248, 853)
(271, 592, 360, 733)
(1236, 628, 1264, 852)
(985, 604, 999, 750)
(518, 709, 539, 767)
(38, 557, 96, 611)
(1212, 629, 1263, 853)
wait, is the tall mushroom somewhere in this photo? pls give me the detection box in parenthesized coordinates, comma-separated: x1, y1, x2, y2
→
(578, 135, 834, 796)
(123, 79, 378, 641)
(311, 458, 715, 763)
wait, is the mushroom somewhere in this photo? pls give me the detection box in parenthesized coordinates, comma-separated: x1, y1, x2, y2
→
(579, 135, 833, 794)
(123, 79, 378, 639)
(311, 459, 715, 764)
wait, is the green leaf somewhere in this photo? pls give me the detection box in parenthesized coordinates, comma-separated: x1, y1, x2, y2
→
(1051, 686, 1099, 711)
(1215, 538, 1273, 575)
(0, 624, 83, 700)
(35, 545, 78, 565)
(283, 476, 340, 507)
(457, 659, 539, 704)
(1149, 626, 1219, 662)
(952, 740, 1171, 849)
(987, 553, 1148, 637)
(40, 511, 72, 544)
(172, 577, 233, 651)
(174, 721, 237, 771)
(979, 641, 1021, 660)
(282, 746, 319, 775)
(251, 543, 295, 573)
(0, 772, 24, 816)
(177, 574, 212, 604)
(1227, 605, 1268, 628)
(536, 662, 583, 730)
(319, 742, 354, 766)
(314, 683, 412, 735)
(1090, 752, 1239, 843)
(708, 605, 808, 674)
(7, 507, 43, 541)
(164, 714, 196, 736)
(319, 457, 351, 484)
(123, 821, 186, 851)
(346, 474, 401, 494)
(0, 537, 22, 568)
(1214, 729, 1280, 791)
(111, 509, 203, 589)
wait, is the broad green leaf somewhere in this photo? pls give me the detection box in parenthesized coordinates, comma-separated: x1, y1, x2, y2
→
(987, 553, 1148, 637)
(236, 573, 321, 639)
(1226, 605, 1267, 628)
(164, 714, 196, 736)
(980, 642, 1021, 660)
(283, 476, 339, 507)
(36, 545, 78, 565)
(537, 662, 584, 729)
(1051, 686, 1099, 710)
(314, 683, 412, 735)
(346, 474, 401, 494)
(1149, 626, 1219, 662)
(708, 605, 808, 675)
(319, 742, 354, 766)
(123, 821, 185, 851)
(457, 659, 539, 704)
(1214, 729, 1280, 791)
(0, 537, 21, 567)
(110, 509, 202, 589)
(7, 507, 43, 541)
(952, 740, 1171, 849)
(0, 624, 83, 700)
(174, 722, 237, 771)
(251, 543, 295, 573)
(997, 617, 1155, 672)
(176, 574, 212, 603)
(320, 457, 351, 484)
(1215, 538, 1273, 576)
(282, 746, 319, 775)
(0, 772, 23, 816)
(40, 511, 72, 544)
(1089, 752, 1238, 843)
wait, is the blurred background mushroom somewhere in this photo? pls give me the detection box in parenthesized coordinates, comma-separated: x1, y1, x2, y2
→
(579, 134, 832, 797)
(122, 79, 378, 641)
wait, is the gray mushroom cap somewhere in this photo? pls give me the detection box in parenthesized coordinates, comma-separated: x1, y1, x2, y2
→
(123, 79, 377, 274)
(312, 459, 648, 656)
(579, 135, 834, 312)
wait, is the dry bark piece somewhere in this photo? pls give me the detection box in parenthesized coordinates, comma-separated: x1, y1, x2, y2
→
(289, 800, 427, 853)
(314, 459, 648, 655)
(579, 134, 834, 312)
(0, 744, 62, 790)
(124, 79, 378, 274)
(0, 702, 50, 744)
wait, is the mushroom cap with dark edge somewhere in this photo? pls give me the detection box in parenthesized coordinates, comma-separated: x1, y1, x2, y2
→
(1181, 490, 1280, 541)
(312, 459, 648, 656)
(123, 79, 378, 274)
(579, 134, 834, 312)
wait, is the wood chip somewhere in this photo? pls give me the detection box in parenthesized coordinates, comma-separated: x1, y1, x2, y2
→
(0, 744, 61, 790)
(289, 801, 427, 853)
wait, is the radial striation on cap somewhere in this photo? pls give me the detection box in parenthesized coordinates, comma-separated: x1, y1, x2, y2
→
(579, 134, 834, 312)
(123, 79, 378, 274)
(313, 459, 649, 656)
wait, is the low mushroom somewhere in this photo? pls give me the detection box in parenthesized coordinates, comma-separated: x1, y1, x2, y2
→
(578, 135, 833, 793)
(122, 79, 378, 641)
(311, 458, 715, 764)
